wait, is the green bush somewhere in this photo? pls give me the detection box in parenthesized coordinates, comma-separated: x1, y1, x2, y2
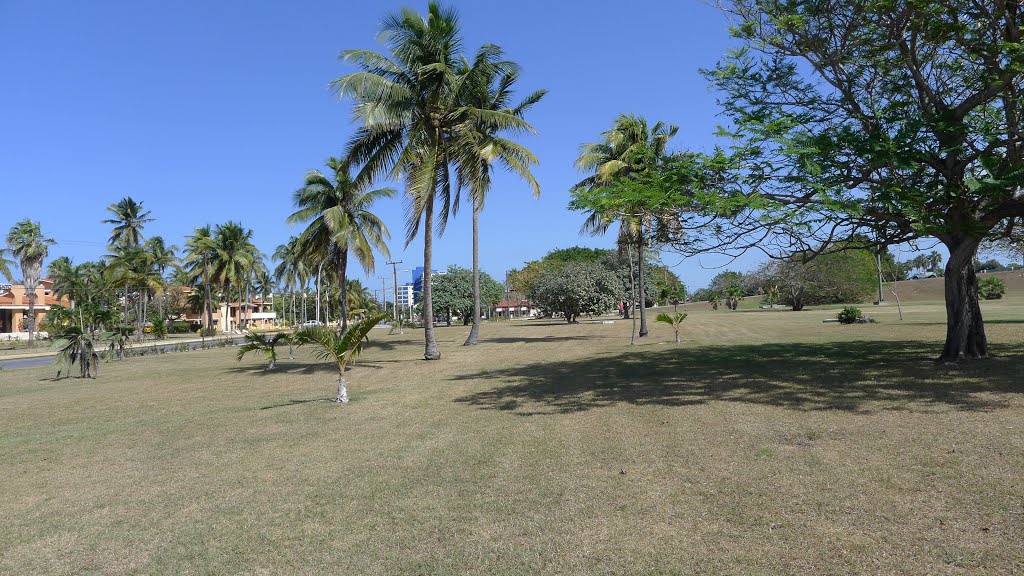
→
(171, 321, 192, 334)
(837, 306, 864, 324)
(979, 277, 1007, 300)
(150, 319, 168, 339)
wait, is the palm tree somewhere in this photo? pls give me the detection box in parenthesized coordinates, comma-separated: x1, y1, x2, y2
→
(210, 222, 259, 332)
(655, 311, 688, 344)
(452, 58, 546, 345)
(333, 3, 512, 360)
(236, 332, 287, 370)
(144, 236, 178, 324)
(54, 326, 100, 379)
(287, 158, 394, 332)
(103, 197, 153, 249)
(6, 220, 54, 344)
(574, 114, 678, 337)
(0, 248, 13, 283)
(273, 236, 305, 327)
(184, 226, 217, 334)
(296, 313, 387, 403)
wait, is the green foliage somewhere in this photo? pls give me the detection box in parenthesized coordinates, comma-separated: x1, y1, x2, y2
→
(527, 262, 623, 323)
(150, 318, 168, 340)
(171, 321, 192, 334)
(655, 311, 688, 343)
(431, 266, 505, 324)
(979, 278, 1007, 300)
(837, 307, 864, 325)
(236, 332, 287, 370)
(754, 247, 878, 311)
(53, 326, 100, 379)
(105, 326, 134, 361)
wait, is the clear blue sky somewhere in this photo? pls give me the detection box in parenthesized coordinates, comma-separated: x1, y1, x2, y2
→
(2, 0, 777, 291)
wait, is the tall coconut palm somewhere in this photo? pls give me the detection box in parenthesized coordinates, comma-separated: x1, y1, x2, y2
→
(273, 236, 305, 327)
(453, 59, 546, 345)
(210, 222, 259, 332)
(5, 220, 54, 344)
(574, 114, 678, 337)
(333, 3, 516, 360)
(287, 157, 394, 332)
(103, 197, 153, 249)
(145, 236, 178, 324)
(184, 226, 217, 334)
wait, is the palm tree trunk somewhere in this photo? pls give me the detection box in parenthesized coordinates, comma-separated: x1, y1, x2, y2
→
(336, 367, 349, 403)
(464, 200, 482, 346)
(422, 192, 440, 360)
(203, 260, 213, 334)
(26, 292, 36, 345)
(338, 250, 349, 333)
(637, 232, 649, 338)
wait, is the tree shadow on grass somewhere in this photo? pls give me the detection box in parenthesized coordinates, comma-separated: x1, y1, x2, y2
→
(260, 397, 334, 410)
(453, 340, 1024, 416)
(480, 335, 614, 345)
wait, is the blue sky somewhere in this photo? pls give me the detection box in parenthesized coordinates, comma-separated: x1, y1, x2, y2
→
(2, 1, 778, 291)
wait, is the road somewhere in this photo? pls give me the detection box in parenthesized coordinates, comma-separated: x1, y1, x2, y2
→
(0, 336, 247, 372)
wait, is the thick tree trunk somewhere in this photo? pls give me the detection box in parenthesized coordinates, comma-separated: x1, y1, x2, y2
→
(336, 368, 349, 403)
(422, 193, 440, 360)
(637, 234, 648, 337)
(939, 237, 988, 363)
(338, 250, 349, 333)
(464, 202, 482, 346)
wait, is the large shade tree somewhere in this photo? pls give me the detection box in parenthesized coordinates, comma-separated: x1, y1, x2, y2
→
(332, 2, 520, 360)
(673, 0, 1024, 363)
(5, 219, 54, 344)
(287, 157, 394, 332)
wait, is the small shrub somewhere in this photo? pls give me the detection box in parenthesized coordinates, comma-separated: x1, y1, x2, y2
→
(979, 277, 1007, 300)
(151, 319, 168, 340)
(171, 321, 191, 334)
(837, 306, 864, 324)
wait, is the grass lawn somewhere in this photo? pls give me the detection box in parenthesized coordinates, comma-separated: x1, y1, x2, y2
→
(2, 290, 1023, 574)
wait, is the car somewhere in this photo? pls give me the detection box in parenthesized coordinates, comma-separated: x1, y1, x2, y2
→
(909, 271, 937, 279)
(300, 320, 324, 327)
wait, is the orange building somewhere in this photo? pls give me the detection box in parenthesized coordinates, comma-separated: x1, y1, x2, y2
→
(178, 287, 276, 332)
(0, 279, 69, 337)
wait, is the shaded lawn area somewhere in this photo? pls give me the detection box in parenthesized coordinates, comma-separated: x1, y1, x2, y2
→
(1, 304, 1023, 575)
(454, 340, 1024, 415)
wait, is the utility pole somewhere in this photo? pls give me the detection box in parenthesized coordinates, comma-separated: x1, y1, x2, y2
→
(387, 260, 403, 332)
(380, 276, 387, 314)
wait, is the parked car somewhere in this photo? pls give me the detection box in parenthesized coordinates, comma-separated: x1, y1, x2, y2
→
(909, 271, 937, 279)
(300, 320, 323, 327)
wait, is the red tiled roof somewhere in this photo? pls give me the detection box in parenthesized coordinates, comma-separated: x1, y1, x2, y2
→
(495, 300, 531, 308)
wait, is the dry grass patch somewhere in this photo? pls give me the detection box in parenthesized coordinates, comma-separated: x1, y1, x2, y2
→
(1, 299, 1023, 575)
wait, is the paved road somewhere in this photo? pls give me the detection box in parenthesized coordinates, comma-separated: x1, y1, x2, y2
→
(0, 336, 246, 371)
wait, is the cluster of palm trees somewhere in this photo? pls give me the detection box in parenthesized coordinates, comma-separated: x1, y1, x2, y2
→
(182, 221, 266, 335)
(315, 2, 546, 358)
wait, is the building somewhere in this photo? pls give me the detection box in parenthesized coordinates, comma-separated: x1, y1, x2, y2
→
(396, 283, 415, 309)
(494, 299, 536, 318)
(411, 266, 446, 304)
(179, 287, 277, 332)
(0, 279, 70, 338)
